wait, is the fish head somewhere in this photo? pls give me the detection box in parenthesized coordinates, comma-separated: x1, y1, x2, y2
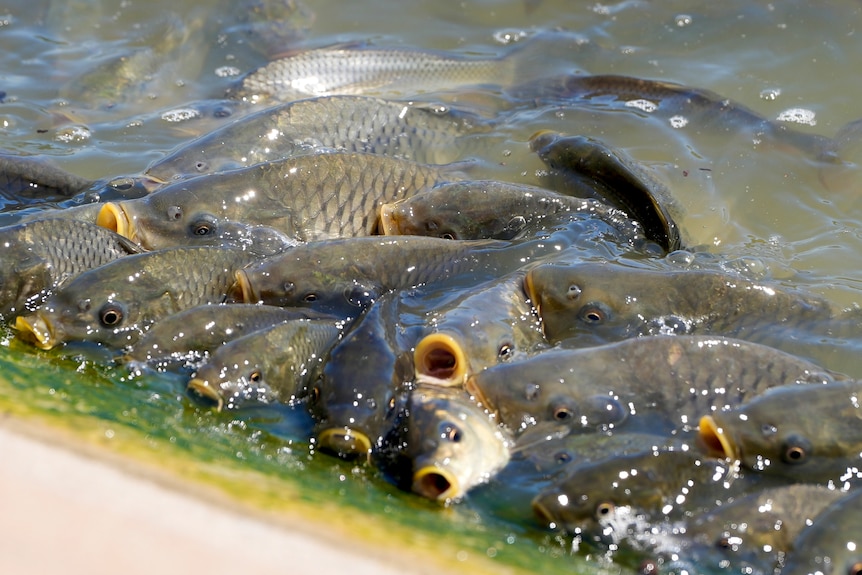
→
(406, 386, 510, 502)
(231, 257, 379, 317)
(188, 356, 276, 411)
(700, 383, 862, 481)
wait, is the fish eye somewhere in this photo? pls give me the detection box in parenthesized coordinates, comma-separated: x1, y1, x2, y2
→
(194, 160, 209, 173)
(167, 206, 183, 221)
(249, 370, 262, 383)
(780, 434, 811, 464)
(595, 501, 615, 518)
(579, 302, 611, 324)
(213, 106, 232, 119)
(553, 451, 572, 465)
(311, 384, 321, 402)
(848, 561, 862, 575)
(191, 221, 215, 236)
(566, 284, 582, 300)
(303, 293, 318, 303)
(440, 232, 456, 240)
(552, 405, 574, 422)
(98, 303, 125, 327)
(498, 342, 514, 360)
(439, 421, 462, 442)
(108, 177, 134, 191)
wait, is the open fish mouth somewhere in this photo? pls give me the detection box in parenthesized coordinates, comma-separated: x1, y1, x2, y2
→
(377, 202, 402, 236)
(97, 202, 139, 244)
(14, 313, 59, 350)
(316, 426, 372, 460)
(698, 415, 739, 460)
(187, 378, 225, 411)
(228, 270, 258, 304)
(413, 332, 468, 387)
(412, 465, 460, 501)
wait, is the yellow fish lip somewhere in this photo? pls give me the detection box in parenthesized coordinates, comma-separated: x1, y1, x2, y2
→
(187, 377, 225, 411)
(464, 374, 492, 412)
(97, 202, 139, 245)
(316, 426, 372, 460)
(14, 313, 58, 350)
(377, 202, 400, 236)
(530, 493, 559, 529)
(698, 415, 739, 460)
(413, 332, 468, 387)
(230, 270, 258, 304)
(523, 268, 541, 317)
(412, 465, 461, 502)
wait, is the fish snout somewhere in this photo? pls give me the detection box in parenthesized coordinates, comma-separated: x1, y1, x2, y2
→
(316, 426, 372, 460)
(413, 332, 468, 387)
(14, 313, 59, 350)
(187, 377, 225, 411)
(698, 415, 739, 460)
(377, 202, 401, 236)
(412, 465, 460, 502)
(226, 270, 257, 304)
(97, 202, 138, 244)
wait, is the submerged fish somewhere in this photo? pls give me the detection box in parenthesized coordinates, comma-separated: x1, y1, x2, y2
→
(699, 380, 862, 484)
(14, 246, 260, 350)
(0, 153, 94, 205)
(379, 179, 646, 246)
(665, 484, 845, 575)
(531, 132, 682, 253)
(234, 42, 520, 103)
(509, 74, 838, 161)
(98, 151, 465, 250)
(400, 385, 511, 502)
(225, 0, 315, 58)
(782, 488, 862, 575)
(308, 291, 415, 459)
(187, 317, 341, 411)
(0, 218, 141, 319)
(125, 303, 331, 365)
(145, 95, 492, 182)
(524, 261, 834, 345)
(413, 272, 544, 387)
(466, 335, 840, 436)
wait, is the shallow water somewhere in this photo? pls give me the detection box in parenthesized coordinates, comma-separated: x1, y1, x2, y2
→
(2, 0, 862, 573)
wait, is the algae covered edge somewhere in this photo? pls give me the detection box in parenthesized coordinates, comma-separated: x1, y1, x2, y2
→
(0, 340, 592, 575)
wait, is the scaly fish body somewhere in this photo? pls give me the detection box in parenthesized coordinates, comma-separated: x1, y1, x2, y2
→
(0, 153, 94, 203)
(466, 335, 840, 436)
(100, 151, 462, 250)
(145, 95, 491, 182)
(700, 380, 862, 484)
(379, 179, 646, 246)
(0, 218, 140, 319)
(125, 303, 332, 365)
(187, 317, 341, 410)
(525, 261, 835, 345)
(782, 488, 862, 575)
(14, 246, 260, 350)
(236, 44, 518, 103)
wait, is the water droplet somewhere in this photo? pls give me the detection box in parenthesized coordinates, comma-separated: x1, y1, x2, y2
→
(675, 14, 693, 27)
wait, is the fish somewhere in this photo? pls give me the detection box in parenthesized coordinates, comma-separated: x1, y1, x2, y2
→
(233, 42, 520, 103)
(399, 385, 511, 502)
(124, 303, 333, 366)
(378, 179, 647, 246)
(225, 0, 315, 59)
(508, 74, 838, 162)
(14, 246, 261, 350)
(97, 151, 466, 250)
(228, 235, 515, 318)
(308, 291, 416, 459)
(144, 95, 492, 183)
(699, 379, 862, 484)
(664, 484, 845, 575)
(0, 218, 141, 319)
(0, 153, 94, 206)
(187, 317, 341, 411)
(413, 272, 544, 387)
(782, 488, 862, 575)
(524, 261, 835, 346)
(466, 335, 841, 436)
(531, 449, 748, 539)
(530, 132, 682, 253)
